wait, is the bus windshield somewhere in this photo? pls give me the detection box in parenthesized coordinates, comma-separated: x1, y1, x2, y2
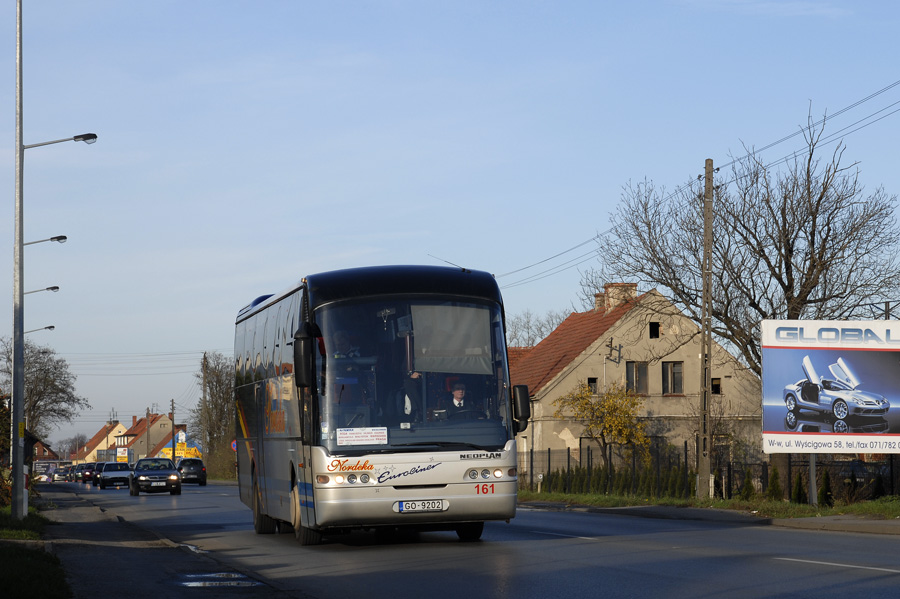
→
(314, 297, 513, 454)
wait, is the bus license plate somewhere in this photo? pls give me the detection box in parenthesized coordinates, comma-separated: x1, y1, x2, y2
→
(397, 500, 445, 513)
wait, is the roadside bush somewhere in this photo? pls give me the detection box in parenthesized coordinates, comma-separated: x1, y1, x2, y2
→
(792, 473, 807, 504)
(818, 469, 833, 507)
(739, 468, 754, 500)
(766, 465, 783, 501)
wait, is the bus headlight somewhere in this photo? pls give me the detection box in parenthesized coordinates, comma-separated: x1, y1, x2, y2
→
(481, 469, 491, 479)
(316, 475, 330, 484)
(468, 470, 479, 480)
(360, 474, 370, 483)
(347, 474, 358, 484)
(493, 469, 503, 479)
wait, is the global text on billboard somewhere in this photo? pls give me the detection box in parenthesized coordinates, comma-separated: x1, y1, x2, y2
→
(762, 320, 900, 454)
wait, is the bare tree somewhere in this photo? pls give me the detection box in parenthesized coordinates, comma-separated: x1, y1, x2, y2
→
(188, 351, 235, 477)
(581, 115, 900, 376)
(0, 337, 90, 439)
(506, 308, 569, 347)
(56, 433, 89, 460)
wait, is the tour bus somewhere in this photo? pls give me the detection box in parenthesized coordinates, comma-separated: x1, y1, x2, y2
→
(234, 265, 530, 545)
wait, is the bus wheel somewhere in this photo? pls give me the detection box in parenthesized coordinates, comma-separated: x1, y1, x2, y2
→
(252, 480, 277, 534)
(296, 525, 322, 546)
(456, 522, 484, 542)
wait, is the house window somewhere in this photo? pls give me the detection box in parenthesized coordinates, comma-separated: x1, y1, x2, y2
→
(711, 378, 722, 394)
(662, 361, 683, 394)
(587, 377, 598, 394)
(649, 322, 660, 339)
(626, 361, 648, 394)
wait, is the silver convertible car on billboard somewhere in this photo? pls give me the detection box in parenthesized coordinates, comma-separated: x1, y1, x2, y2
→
(783, 356, 890, 420)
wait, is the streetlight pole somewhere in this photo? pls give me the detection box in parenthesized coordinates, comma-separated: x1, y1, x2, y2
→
(11, 0, 97, 519)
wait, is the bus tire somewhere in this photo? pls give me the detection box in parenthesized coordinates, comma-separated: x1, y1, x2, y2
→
(297, 525, 322, 546)
(252, 480, 277, 534)
(456, 522, 484, 542)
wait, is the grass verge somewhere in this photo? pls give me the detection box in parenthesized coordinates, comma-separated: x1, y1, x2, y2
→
(517, 491, 900, 520)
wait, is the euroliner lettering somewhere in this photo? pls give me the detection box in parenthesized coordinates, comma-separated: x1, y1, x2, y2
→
(234, 266, 531, 544)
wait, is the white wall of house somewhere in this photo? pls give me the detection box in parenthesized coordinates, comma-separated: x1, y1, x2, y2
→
(521, 291, 761, 465)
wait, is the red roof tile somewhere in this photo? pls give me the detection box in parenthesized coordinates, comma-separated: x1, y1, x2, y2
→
(510, 296, 642, 395)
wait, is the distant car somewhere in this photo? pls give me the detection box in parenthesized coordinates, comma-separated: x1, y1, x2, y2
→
(73, 463, 86, 482)
(98, 462, 132, 489)
(52, 468, 67, 482)
(91, 462, 107, 486)
(129, 458, 181, 496)
(176, 458, 207, 486)
(80, 462, 97, 483)
(783, 355, 890, 420)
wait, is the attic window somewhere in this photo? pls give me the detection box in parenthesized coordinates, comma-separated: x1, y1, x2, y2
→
(649, 322, 660, 339)
(588, 377, 598, 394)
(712, 378, 722, 395)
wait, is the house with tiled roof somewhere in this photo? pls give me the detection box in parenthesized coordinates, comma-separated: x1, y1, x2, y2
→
(73, 421, 128, 463)
(115, 412, 175, 461)
(32, 440, 59, 461)
(510, 283, 761, 465)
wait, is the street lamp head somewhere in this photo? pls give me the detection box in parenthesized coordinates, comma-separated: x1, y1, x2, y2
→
(24, 325, 55, 334)
(46, 286, 59, 292)
(74, 133, 98, 144)
(51, 235, 67, 243)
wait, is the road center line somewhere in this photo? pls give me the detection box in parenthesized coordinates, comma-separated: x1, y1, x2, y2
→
(774, 557, 900, 574)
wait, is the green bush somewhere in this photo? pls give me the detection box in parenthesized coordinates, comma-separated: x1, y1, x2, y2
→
(792, 473, 807, 504)
(739, 468, 754, 500)
(767, 465, 783, 501)
(818, 469, 833, 507)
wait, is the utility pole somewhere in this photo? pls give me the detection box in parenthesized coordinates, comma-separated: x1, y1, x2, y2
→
(201, 352, 209, 455)
(146, 407, 151, 459)
(170, 398, 176, 462)
(697, 158, 713, 499)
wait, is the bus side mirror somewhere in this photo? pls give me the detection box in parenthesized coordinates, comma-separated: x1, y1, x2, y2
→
(293, 323, 317, 388)
(512, 385, 530, 433)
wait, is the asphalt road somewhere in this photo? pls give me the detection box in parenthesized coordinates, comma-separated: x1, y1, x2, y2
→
(36, 481, 900, 599)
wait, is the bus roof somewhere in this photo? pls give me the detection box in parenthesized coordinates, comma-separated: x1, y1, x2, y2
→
(236, 265, 502, 322)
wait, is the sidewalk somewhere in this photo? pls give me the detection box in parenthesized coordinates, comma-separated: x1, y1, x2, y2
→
(520, 501, 900, 535)
(34, 486, 305, 599)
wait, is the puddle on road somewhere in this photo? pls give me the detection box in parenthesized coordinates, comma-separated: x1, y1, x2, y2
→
(179, 572, 264, 587)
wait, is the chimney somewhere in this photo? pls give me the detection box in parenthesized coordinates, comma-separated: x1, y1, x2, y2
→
(594, 293, 605, 312)
(133, 415, 137, 427)
(603, 283, 638, 311)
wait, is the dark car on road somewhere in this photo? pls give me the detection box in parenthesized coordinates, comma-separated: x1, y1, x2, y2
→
(91, 462, 107, 486)
(176, 458, 207, 486)
(129, 458, 181, 496)
(80, 462, 97, 483)
(99, 462, 132, 489)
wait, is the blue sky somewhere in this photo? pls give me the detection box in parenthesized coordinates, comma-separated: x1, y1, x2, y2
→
(0, 1, 898, 443)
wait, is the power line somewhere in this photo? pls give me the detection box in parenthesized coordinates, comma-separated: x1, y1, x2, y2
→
(496, 79, 900, 290)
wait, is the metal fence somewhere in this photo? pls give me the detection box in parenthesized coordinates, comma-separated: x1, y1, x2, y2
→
(519, 447, 900, 503)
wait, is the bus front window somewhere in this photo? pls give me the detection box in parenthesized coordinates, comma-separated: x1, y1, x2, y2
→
(314, 298, 513, 455)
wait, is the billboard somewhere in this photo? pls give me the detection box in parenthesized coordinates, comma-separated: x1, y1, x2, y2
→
(762, 320, 900, 454)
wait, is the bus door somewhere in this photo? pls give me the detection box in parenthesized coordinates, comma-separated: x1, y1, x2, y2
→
(296, 384, 319, 531)
(253, 381, 271, 511)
